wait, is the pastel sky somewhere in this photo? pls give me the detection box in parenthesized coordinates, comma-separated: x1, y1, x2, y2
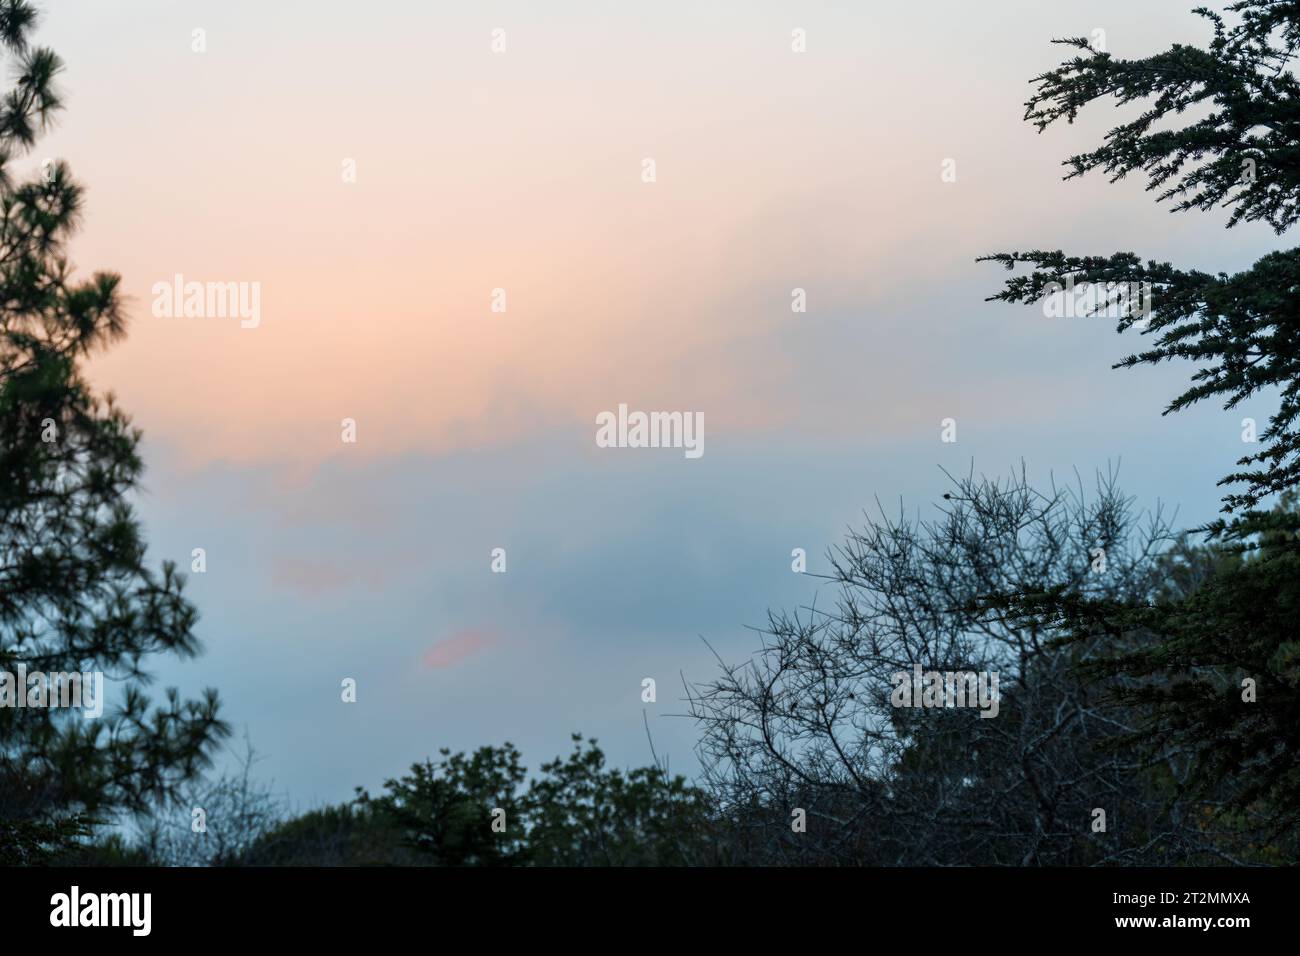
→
(31, 0, 1283, 807)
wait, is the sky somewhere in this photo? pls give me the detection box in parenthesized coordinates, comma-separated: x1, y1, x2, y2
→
(28, 0, 1287, 811)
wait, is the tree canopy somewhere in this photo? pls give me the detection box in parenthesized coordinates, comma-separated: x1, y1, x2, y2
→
(982, 0, 1300, 512)
(0, 0, 226, 863)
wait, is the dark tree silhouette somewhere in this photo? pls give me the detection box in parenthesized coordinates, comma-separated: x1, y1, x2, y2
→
(216, 737, 714, 867)
(976, 0, 1300, 863)
(689, 469, 1268, 865)
(981, 0, 1300, 512)
(989, 496, 1300, 854)
(0, 0, 227, 862)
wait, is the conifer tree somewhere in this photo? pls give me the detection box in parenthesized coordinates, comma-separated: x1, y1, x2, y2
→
(0, 0, 227, 861)
(982, 0, 1300, 512)
(980, 1, 1300, 856)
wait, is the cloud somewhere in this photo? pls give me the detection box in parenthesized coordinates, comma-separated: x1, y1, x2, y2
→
(421, 630, 499, 670)
(269, 557, 387, 597)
